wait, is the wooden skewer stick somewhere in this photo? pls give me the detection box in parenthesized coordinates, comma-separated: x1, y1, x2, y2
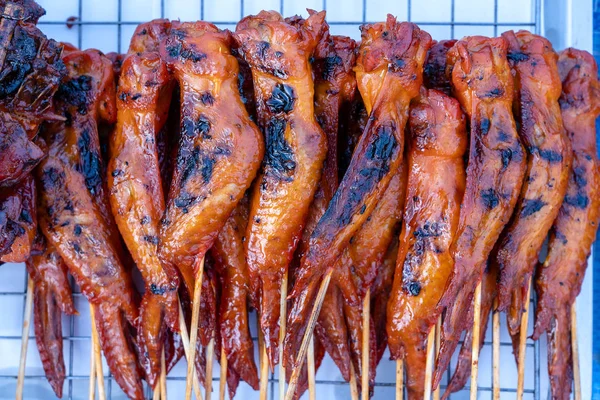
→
(177, 299, 203, 400)
(279, 270, 288, 400)
(153, 382, 161, 400)
(349, 362, 359, 400)
(185, 256, 206, 400)
(423, 325, 436, 400)
(307, 336, 316, 400)
(571, 301, 581, 400)
(89, 329, 97, 400)
(90, 305, 106, 400)
(16, 276, 34, 400)
(205, 337, 215, 400)
(395, 360, 404, 400)
(469, 282, 482, 400)
(285, 270, 333, 400)
(516, 279, 531, 400)
(492, 297, 500, 400)
(433, 316, 441, 400)
(161, 348, 167, 400)
(219, 347, 227, 400)
(361, 290, 370, 400)
(258, 319, 268, 400)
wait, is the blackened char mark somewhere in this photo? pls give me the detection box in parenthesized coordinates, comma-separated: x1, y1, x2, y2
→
(76, 129, 103, 196)
(413, 221, 443, 238)
(166, 42, 207, 62)
(564, 193, 589, 209)
(532, 147, 563, 163)
(263, 117, 296, 180)
(318, 55, 342, 81)
(266, 84, 295, 114)
(57, 75, 93, 115)
(479, 118, 491, 135)
(179, 146, 215, 186)
(520, 197, 547, 218)
(0, 26, 38, 100)
(507, 52, 530, 63)
(182, 116, 211, 139)
(500, 148, 513, 169)
(480, 188, 500, 210)
(327, 123, 398, 228)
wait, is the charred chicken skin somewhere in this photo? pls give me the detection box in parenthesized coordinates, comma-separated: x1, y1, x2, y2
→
(27, 237, 76, 398)
(386, 88, 467, 399)
(286, 16, 432, 369)
(157, 22, 264, 329)
(36, 49, 144, 399)
(0, 175, 36, 262)
(433, 36, 527, 387)
(107, 19, 178, 387)
(493, 31, 572, 335)
(423, 40, 457, 95)
(234, 10, 327, 367)
(532, 48, 600, 400)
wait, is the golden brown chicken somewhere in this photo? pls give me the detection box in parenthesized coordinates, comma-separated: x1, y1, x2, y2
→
(533, 48, 600, 400)
(157, 22, 264, 347)
(234, 10, 327, 367)
(36, 49, 144, 399)
(386, 88, 467, 399)
(433, 36, 527, 387)
(286, 16, 432, 370)
(107, 19, 178, 387)
(493, 31, 572, 335)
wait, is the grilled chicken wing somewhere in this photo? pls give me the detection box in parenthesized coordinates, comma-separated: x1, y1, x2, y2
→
(27, 237, 76, 398)
(433, 36, 527, 386)
(493, 31, 572, 335)
(286, 17, 431, 369)
(532, 48, 600, 400)
(386, 88, 467, 399)
(0, 175, 36, 262)
(36, 49, 144, 399)
(211, 198, 259, 392)
(234, 10, 327, 367)
(158, 22, 264, 321)
(423, 40, 456, 95)
(107, 19, 178, 387)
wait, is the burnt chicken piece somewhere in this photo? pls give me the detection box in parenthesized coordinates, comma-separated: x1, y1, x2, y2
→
(211, 198, 259, 393)
(286, 16, 432, 369)
(423, 39, 457, 95)
(493, 31, 572, 335)
(106, 52, 125, 84)
(0, 175, 36, 262)
(386, 88, 467, 399)
(533, 48, 600, 400)
(443, 262, 498, 397)
(27, 237, 76, 398)
(234, 10, 327, 367)
(433, 36, 527, 387)
(157, 21, 264, 318)
(36, 49, 144, 399)
(107, 19, 177, 388)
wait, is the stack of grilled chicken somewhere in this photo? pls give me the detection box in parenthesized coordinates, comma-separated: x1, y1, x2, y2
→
(1, 0, 598, 399)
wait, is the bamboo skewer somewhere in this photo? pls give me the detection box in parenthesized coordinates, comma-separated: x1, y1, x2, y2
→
(16, 276, 34, 400)
(89, 333, 97, 400)
(161, 349, 167, 400)
(571, 302, 581, 400)
(219, 347, 227, 400)
(205, 337, 215, 400)
(177, 300, 203, 400)
(279, 270, 288, 400)
(307, 336, 316, 400)
(285, 270, 333, 400)
(395, 360, 404, 400)
(258, 319, 268, 400)
(361, 290, 370, 400)
(185, 256, 206, 400)
(433, 317, 441, 400)
(153, 383, 161, 400)
(469, 282, 482, 400)
(90, 305, 106, 400)
(349, 363, 360, 400)
(516, 279, 531, 400)
(423, 325, 436, 400)
(492, 298, 500, 400)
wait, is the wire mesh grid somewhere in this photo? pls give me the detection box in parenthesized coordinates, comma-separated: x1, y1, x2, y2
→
(0, 0, 550, 398)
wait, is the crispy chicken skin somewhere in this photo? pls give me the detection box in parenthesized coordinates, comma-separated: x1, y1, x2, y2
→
(423, 40, 457, 95)
(433, 36, 527, 386)
(158, 21, 264, 304)
(27, 238, 76, 398)
(107, 19, 178, 387)
(211, 199, 259, 392)
(37, 49, 144, 399)
(234, 10, 327, 367)
(286, 17, 431, 369)
(532, 49, 600, 400)
(0, 175, 36, 262)
(386, 88, 467, 399)
(494, 31, 572, 335)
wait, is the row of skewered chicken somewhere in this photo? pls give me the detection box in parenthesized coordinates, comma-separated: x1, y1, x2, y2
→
(1, 0, 598, 399)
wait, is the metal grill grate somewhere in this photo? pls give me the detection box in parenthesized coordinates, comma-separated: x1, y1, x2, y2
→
(0, 0, 552, 398)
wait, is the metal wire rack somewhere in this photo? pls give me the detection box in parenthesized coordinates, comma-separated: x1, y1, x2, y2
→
(0, 0, 571, 398)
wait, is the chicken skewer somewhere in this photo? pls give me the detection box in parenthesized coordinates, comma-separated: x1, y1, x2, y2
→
(285, 19, 431, 397)
(532, 48, 600, 400)
(433, 36, 527, 388)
